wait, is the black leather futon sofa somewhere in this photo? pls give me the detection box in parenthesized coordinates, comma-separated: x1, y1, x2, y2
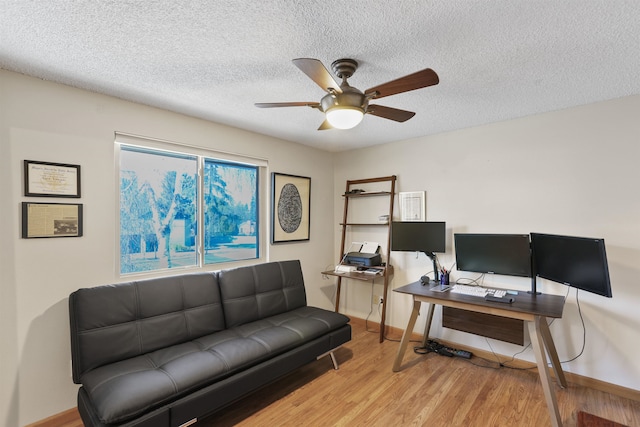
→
(69, 260, 351, 426)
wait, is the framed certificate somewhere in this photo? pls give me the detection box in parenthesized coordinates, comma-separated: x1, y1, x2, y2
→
(399, 191, 426, 221)
(24, 160, 81, 197)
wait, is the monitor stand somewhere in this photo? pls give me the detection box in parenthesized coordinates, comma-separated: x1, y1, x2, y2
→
(528, 276, 541, 295)
(420, 252, 448, 291)
(425, 251, 439, 282)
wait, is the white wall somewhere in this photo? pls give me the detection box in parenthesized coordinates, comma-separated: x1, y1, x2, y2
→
(332, 95, 640, 391)
(0, 70, 336, 426)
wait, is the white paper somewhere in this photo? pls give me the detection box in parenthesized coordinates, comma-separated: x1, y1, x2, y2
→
(361, 241, 379, 254)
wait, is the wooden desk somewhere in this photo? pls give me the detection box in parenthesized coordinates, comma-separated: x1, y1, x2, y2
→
(321, 265, 393, 343)
(392, 281, 567, 427)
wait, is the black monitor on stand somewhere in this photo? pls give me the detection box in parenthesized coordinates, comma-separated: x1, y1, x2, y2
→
(453, 233, 536, 293)
(530, 232, 612, 298)
(391, 221, 446, 284)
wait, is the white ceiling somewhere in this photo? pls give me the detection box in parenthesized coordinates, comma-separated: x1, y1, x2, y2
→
(1, 1, 639, 152)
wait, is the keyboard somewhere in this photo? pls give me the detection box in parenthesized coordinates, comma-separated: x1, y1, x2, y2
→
(449, 284, 507, 298)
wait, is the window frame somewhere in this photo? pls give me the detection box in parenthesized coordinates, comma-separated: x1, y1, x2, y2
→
(115, 132, 268, 277)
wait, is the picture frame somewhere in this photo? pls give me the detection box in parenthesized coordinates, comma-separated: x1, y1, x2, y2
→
(24, 160, 81, 198)
(271, 173, 310, 243)
(21, 202, 83, 238)
(399, 191, 426, 221)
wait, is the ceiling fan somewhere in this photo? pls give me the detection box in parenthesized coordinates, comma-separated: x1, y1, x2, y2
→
(255, 58, 439, 130)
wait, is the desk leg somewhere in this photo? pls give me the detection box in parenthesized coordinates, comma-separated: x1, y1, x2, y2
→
(392, 299, 421, 372)
(334, 277, 342, 312)
(420, 303, 436, 348)
(540, 317, 567, 388)
(528, 316, 562, 427)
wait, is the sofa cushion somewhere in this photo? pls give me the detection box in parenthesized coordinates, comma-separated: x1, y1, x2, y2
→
(81, 306, 350, 424)
(218, 260, 307, 327)
(70, 272, 224, 379)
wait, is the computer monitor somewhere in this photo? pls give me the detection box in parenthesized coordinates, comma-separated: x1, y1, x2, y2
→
(391, 221, 446, 280)
(454, 233, 532, 278)
(391, 221, 446, 253)
(530, 233, 612, 298)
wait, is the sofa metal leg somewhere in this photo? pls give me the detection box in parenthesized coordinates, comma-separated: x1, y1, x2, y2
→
(317, 349, 340, 369)
(329, 351, 339, 369)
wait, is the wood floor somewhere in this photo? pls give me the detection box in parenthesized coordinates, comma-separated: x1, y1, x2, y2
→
(46, 320, 640, 427)
(202, 320, 640, 427)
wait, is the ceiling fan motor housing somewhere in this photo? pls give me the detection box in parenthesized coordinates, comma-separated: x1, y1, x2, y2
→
(320, 87, 368, 112)
(320, 59, 368, 112)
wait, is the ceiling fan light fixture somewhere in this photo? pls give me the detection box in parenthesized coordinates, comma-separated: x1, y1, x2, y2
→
(325, 106, 364, 129)
(257, 58, 438, 131)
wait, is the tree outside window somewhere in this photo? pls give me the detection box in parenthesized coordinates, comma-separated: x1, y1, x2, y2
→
(119, 146, 258, 274)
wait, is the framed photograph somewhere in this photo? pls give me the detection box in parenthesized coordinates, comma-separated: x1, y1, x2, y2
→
(24, 160, 81, 197)
(399, 191, 426, 221)
(271, 173, 310, 243)
(22, 202, 83, 238)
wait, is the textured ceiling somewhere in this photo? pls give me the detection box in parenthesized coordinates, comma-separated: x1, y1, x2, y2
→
(1, 1, 639, 152)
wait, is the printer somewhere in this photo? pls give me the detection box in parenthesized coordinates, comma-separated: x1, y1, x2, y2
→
(345, 252, 382, 267)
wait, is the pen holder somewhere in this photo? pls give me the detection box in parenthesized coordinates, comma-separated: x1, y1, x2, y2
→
(440, 273, 450, 286)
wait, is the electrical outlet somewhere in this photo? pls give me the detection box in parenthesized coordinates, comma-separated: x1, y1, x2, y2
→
(378, 296, 384, 304)
(374, 295, 383, 305)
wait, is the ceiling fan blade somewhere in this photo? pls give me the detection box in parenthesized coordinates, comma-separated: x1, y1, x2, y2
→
(365, 68, 439, 99)
(318, 120, 332, 130)
(367, 105, 416, 122)
(255, 102, 320, 108)
(292, 58, 343, 94)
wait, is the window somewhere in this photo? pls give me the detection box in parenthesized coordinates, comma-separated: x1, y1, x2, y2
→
(203, 160, 258, 265)
(118, 140, 260, 275)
